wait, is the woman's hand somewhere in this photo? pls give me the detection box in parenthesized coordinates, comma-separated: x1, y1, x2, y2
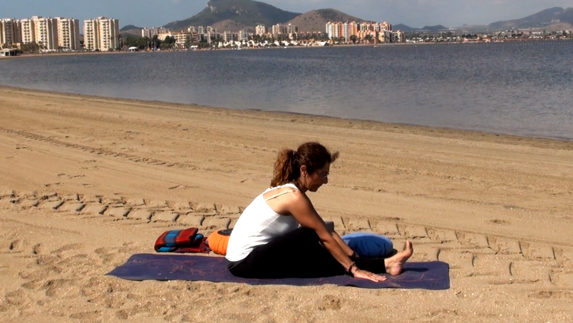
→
(351, 267, 387, 282)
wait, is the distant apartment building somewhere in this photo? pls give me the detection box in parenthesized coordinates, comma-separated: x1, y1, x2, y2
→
(271, 24, 286, 35)
(156, 32, 172, 41)
(84, 17, 119, 51)
(83, 20, 96, 50)
(3, 15, 79, 50)
(377, 30, 392, 43)
(342, 22, 350, 42)
(286, 24, 298, 34)
(0, 20, 8, 45)
(394, 30, 405, 42)
(325, 22, 341, 40)
(32, 16, 59, 50)
(142, 27, 168, 38)
(327, 21, 396, 43)
(157, 30, 192, 45)
(238, 30, 247, 41)
(12, 20, 22, 44)
(206, 31, 217, 44)
(173, 31, 198, 47)
(56, 17, 80, 50)
(20, 18, 35, 44)
(255, 25, 266, 36)
(348, 21, 359, 36)
(142, 27, 153, 38)
(17, 16, 59, 49)
(358, 21, 392, 32)
(223, 31, 236, 42)
(1, 18, 18, 46)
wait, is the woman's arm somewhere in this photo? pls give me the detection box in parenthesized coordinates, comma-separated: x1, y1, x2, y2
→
(280, 192, 383, 282)
(331, 231, 357, 258)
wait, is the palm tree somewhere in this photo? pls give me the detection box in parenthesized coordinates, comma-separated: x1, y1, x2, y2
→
(350, 35, 358, 44)
(37, 41, 45, 53)
(117, 34, 124, 50)
(364, 34, 373, 44)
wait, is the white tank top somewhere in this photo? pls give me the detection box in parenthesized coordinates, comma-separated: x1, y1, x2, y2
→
(225, 183, 299, 262)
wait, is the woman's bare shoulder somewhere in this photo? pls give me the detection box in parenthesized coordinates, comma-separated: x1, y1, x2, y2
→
(262, 185, 300, 201)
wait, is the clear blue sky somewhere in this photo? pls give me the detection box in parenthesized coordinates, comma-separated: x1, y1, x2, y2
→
(2, 0, 572, 28)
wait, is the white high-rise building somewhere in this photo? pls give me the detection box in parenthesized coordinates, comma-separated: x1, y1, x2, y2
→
(56, 17, 80, 50)
(271, 24, 286, 35)
(255, 25, 266, 36)
(31, 16, 59, 50)
(4, 16, 79, 50)
(238, 30, 247, 41)
(83, 19, 96, 50)
(287, 24, 297, 34)
(142, 27, 168, 39)
(83, 17, 119, 51)
(0, 18, 19, 46)
(98, 17, 119, 50)
(20, 18, 36, 45)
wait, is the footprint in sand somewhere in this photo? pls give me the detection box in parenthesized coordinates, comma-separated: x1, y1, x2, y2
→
(9, 239, 27, 252)
(487, 219, 510, 225)
(32, 243, 44, 255)
(318, 295, 342, 310)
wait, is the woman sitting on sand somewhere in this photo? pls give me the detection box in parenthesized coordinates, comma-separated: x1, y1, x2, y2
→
(226, 142, 413, 281)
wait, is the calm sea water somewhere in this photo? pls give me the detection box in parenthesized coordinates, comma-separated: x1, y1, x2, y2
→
(1, 41, 572, 140)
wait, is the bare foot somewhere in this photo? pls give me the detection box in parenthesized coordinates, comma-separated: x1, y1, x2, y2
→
(384, 241, 413, 276)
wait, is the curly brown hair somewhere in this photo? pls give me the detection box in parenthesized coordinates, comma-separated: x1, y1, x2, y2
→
(270, 142, 339, 187)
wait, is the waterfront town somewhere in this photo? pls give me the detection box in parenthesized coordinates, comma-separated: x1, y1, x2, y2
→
(1, 15, 572, 56)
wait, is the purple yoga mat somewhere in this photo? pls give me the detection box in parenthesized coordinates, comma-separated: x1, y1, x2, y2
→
(107, 254, 449, 290)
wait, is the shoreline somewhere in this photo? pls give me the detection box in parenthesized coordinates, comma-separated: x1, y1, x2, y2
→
(1, 85, 572, 147)
(2, 37, 570, 61)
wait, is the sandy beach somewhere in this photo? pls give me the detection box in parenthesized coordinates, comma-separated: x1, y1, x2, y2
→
(1, 85, 572, 322)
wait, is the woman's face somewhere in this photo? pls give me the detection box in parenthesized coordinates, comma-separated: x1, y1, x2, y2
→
(305, 162, 330, 192)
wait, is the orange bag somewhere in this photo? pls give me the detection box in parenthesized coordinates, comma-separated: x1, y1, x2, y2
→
(207, 229, 233, 255)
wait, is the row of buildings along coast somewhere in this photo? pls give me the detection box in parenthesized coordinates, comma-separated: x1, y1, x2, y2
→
(325, 21, 404, 43)
(2, 14, 404, 54)
(255, 21, 403, 43)
(0, 16, 119, 51)
(140, 20, 404, 48)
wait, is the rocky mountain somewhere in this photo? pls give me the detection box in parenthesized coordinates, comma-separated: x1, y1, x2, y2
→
(395, 8, 573, 33)
(286, 9, 365, 33)
(133, 2, 573, 34)
(164, 0, 299, 31)
(489, 7, 573, 30)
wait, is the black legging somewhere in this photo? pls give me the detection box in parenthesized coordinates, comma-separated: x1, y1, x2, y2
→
(228, 227, 386, 278)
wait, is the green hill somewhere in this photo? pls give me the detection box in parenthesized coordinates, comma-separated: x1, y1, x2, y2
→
(120, 25, 142, 31)
(119, 25, 143, 37)
(164, 0, 300, 31)
(286, 9, 365, 33)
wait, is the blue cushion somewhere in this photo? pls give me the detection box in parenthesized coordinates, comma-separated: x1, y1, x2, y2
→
(342, 232, 393, 258)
